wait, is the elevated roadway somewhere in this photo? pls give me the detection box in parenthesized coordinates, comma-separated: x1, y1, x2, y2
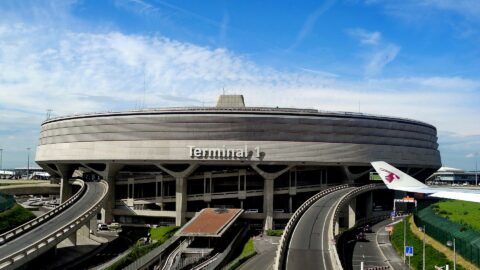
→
(0, 181, 108, 270)
(286, 187, 356, 270)
(0, 182, 59, 196)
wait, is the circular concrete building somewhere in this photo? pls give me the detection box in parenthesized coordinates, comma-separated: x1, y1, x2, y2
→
(35, 95, 441, 228)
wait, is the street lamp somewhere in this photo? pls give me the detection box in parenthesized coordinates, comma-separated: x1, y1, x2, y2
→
(26, 147, 30, 179)
(0, 148, 3, 171)
(447, 238, 456, 270)
(419, 225, 426, 270)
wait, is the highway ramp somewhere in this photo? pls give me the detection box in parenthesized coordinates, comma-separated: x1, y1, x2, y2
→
(286, 187, 355, 270)
(0, 181, 108, 270)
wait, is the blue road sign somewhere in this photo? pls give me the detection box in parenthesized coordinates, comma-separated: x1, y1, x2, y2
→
(405, 246, 414, 256)
(390, 211, 396, 217)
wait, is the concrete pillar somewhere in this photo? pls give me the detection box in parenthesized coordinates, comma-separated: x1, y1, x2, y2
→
(155, 175, 164, 210)
(77, 223, 90, 239)
(251, 164, 293, 231)
(348, 199, 356, 229)
(176, 177, 187, 226)
(101, 163, 124, 224)
(56, 164, 75, 203)
(67, 231, 77, 246)
(289, 196, 293, 213)
(156, 164, 198, 226)
(263, 178, 274, 230)
(366, 192, 373, 218)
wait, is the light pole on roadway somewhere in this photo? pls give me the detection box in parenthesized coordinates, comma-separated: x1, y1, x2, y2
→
(447, 238, 456, 270)
(26, 147, 30, 179)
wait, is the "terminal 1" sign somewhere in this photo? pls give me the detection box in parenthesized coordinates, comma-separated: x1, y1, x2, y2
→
(188, 145, 262, 159)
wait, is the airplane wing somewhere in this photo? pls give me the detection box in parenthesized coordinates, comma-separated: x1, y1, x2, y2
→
(371, 161, 480, 203)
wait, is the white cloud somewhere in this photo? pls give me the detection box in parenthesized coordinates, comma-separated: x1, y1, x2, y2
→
(365, 44, 400, 76)
(347, 28, 382, 45)
(0, 14, 478, 168)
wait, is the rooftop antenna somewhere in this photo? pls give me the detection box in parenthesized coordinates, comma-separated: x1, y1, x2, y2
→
(46, 109, 52, 120)
(222, 87, 225, 95)
(142, 66, 146, 109)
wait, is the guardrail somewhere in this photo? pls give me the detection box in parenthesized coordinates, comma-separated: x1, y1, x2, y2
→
(0, 180, 86, 245)
(161, 238, 192, 270)
(329, 183, 386, 269)
(331, 183, 386, 238)
(0, 181, 108, 270)
(273, 184, 350, 270)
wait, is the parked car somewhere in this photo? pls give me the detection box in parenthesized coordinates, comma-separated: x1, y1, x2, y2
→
(97, 223, 108, 231)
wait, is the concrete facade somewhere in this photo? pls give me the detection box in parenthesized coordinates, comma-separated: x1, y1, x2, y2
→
(35, 96, 441, 229)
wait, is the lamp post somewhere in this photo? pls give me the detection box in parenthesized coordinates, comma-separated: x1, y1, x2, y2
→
(419, 225, 426, 270)
(0, 148, 3, 171)
(447, 238, 456, 270)
(26, 147, 30, 179)
(404, 218, 406, 262)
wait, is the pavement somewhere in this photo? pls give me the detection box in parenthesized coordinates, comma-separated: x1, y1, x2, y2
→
(286, 188, 355, 270)
(238, 235, 280, 270)
(352, 219, 407, 270)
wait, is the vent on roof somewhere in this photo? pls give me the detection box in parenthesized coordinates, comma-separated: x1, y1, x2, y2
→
(216, 95, 245, 108)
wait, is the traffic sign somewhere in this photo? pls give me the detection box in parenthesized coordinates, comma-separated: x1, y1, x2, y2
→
(405, 246, 414, 256)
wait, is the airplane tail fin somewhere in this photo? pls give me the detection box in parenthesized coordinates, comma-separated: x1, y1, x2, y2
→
(371, 161, 427, 191)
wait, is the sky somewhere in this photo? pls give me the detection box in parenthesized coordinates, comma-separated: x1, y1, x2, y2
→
(0, 0, 479, 170)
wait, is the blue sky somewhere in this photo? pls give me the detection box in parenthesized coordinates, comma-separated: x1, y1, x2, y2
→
(0, 0, 479, 170)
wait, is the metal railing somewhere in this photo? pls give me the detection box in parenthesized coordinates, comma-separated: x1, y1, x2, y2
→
(0, 180, 86, 245)
(0, 181, 108, 270)
(273, 184, 350, 270)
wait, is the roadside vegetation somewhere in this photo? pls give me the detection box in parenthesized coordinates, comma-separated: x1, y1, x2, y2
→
(225, 237, 256, 270)
(391, 216, 463, 270)
(0, 203, 35, 234)
(432, 200, 480, 231)
(105, 226, 178, 270)
(266, 229, 283, 237)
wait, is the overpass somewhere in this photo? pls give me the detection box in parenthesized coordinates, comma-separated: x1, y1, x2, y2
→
(0, 180, 108, 270)
(275, 183, 387, 270)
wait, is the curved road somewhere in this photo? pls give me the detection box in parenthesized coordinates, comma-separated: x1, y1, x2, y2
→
(0, 182, 107, 268)
(286, 187, 355, 270)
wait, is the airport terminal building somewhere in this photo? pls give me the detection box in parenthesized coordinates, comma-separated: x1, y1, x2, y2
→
(35, 95, 441, 229)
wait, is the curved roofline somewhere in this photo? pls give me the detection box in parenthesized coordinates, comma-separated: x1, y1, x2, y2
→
(42, 106, 436, 129)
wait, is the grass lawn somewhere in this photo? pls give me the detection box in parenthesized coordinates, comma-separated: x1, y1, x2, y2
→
(149, 225, 178, 242)
(391, 216, 464, 270)
(0, 203, 35, 234)
(106, 226, 178, 270)
(433, 200, 480, 231)
(225, 237, 256, 270)
(266, 229, 283, 236)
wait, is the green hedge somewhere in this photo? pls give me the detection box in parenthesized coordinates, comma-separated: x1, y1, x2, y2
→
(0, 203, 35, 234)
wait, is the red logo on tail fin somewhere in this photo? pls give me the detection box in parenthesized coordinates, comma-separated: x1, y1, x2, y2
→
(380, 168, 400, 183)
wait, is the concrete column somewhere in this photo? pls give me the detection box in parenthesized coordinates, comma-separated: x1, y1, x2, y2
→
(366, 192, 373, 218)
(251, 164, 293, 231)
(348, 199, 356, 229)
(67, 231, 77, 246)
(156, 164, 198, 226)
(56, 164, 75, 203)
(176, 177, 187, 226)
(263, 178, 274, 230)
(155, 175, 164, 210)
(289, 196, 293, 213)
(101, 163, 124, 224)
